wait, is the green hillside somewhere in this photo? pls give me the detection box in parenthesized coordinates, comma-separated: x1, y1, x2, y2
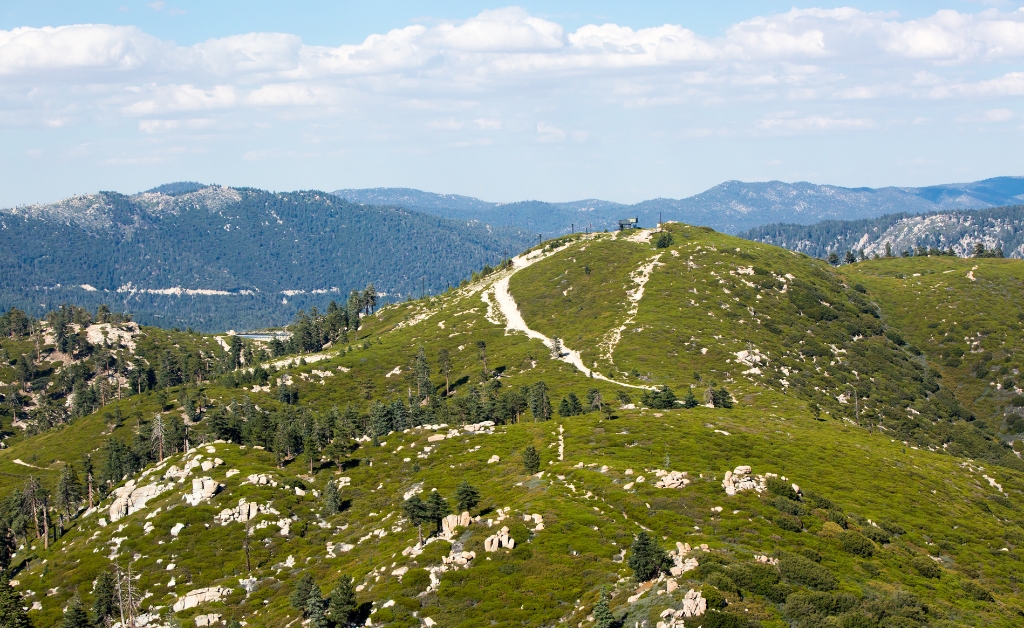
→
(2, 224, 1024, 627)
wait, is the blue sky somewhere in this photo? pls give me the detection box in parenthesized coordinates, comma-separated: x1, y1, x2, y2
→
(2, 1, 1023, 206)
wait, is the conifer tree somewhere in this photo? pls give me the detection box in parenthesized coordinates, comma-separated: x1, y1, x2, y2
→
(92, 571, 117, 624)
(402, 495, 432, 544)
(323, 479, 342, 515)
(60, 595, 91, 628)
(0, 578, 30, 628)
(682, 388, 699, 409)
(328, 575, 358, 626)
(522, 445, 540, 474)
(55, 462, 83, 522)
(290, 572, 317, 612)
(628, 532, 670, 582)
(425, 491, 452, 533)
(454, 481, 481, 514)
(437, 348, 452, 397)
(306, 587, 329, 628)
(593, 589, 615, 628)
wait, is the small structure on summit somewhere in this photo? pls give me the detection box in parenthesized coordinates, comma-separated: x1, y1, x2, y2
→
(618, 217, 639, 230)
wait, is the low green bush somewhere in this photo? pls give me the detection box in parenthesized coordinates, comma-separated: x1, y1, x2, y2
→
(766, 476, 799, 501)
(702, 611, 754, 628)
(772, 495, 807, 517)
(862, 527, 892, 544)
(961, 580, 994, 602)
(774, 513, 803, 532)
(910, 556, 941, 579)
(779, 552, 838, 591)
(879, 521, 906, 536)
(839, 531, 875, 558)
(703, 586, 728, 610)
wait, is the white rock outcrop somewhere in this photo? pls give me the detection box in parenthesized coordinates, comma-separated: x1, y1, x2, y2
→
(108, 480, 174, 522)
(216, 499, 278, 525)
(654, 470, 690, 489)
(484, 526, 514, 552)
(668, 542, 700, 576)
(245, 473, 278, 487)
(722, 465, 768, 496)
(183, 477, 221, 506)
(172, 586, 232, 612)
(440, 511, 472, 537)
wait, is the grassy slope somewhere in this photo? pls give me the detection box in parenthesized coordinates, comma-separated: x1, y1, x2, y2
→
(4, 226, 1024, 627)
(842, 256, 1024, 435)
(16, 406, 1024, 627)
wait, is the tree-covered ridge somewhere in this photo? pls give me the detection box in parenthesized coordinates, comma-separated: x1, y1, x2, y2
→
(0, 187, 533, 331)
(740, 204, 1024, 261)
(1, 227, 1024, 626)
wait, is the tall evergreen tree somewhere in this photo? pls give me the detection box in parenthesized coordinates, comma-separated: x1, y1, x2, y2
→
(425, 492, 452, 534)
(290, 572, 317, 612)
(402, 495, 432, 544)
(306, 587, 329, 628)
(0, 578, 30, 628)
(323, 479, 342, 515)
(60, 595, 91, 628)
(628, 531, 670, 582)
(593, 589, 615, 628)
(92, 571, 117, 624)
(522, 445, 541, 474)
(454, 481, 481, 514)
(328, 575, 358, 626)
(437, 348, 452, 397)
(55, 462, 83, 521)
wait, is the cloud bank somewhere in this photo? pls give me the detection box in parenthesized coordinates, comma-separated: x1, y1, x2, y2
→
(3, 7, 1024, 123)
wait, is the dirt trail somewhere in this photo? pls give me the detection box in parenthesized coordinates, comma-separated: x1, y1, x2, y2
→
(486, 239, 651, 390)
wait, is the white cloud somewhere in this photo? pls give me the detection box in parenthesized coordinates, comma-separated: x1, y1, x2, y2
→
(757, 114, 875, 133)
(2, 6, 1024, 140)
(537, 122, 566, 142)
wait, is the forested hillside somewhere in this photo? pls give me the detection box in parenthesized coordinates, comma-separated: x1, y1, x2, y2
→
(2, 224, 1024, 627)
(741, 204, 1024, 260)
(0, 185, 532, 331)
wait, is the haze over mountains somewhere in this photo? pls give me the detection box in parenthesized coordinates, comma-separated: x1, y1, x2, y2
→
(335, 176, 1024, 235)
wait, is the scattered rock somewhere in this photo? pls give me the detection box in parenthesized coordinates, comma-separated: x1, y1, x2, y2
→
(172, 586, 232, 612)
(487, 455, 500, 464)
(654, 470, 690, 489)
(184, 477, 221, 506)
(484, 526, 514, 552)
(722, 466, 768, 496)
(108, 480, 174, 522)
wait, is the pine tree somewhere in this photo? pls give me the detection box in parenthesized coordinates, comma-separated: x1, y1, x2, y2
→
(454, 481, 481, 513)
(402, 495, 432, 544)
(425, 491, 452, 533)
(93, 571, 117, 624)
(55, 462, 83, 521)
(60, 595, 91, 628)
(81, 454, 94, 509)
(323, 479, 342, 515)
(150, 414, 166, 462)
(682, 388, 699, 409)
(593, 588, 615, 628)
(328, 575, 358, 626)
(628, 531, 670, 582)
(522, 445, 540, 474)
(0, 578, 30, 628)
(476, 340, 488, 379)
(529, 382, 552, 421)
(306, 587, 329, 627)
(290, 572, 317, 612)
(437, 348, 452, 397)
(414, 346, 431, 399)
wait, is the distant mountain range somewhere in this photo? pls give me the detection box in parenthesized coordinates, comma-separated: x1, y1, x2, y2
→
(335, 176, 1024, 235)
(740, 204, 1024, 259)
(0, 184, 531, 330)
(4, 176, 1023, 330)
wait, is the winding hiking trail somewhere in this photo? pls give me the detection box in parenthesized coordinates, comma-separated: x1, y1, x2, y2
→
(484, 236, 652, 390)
